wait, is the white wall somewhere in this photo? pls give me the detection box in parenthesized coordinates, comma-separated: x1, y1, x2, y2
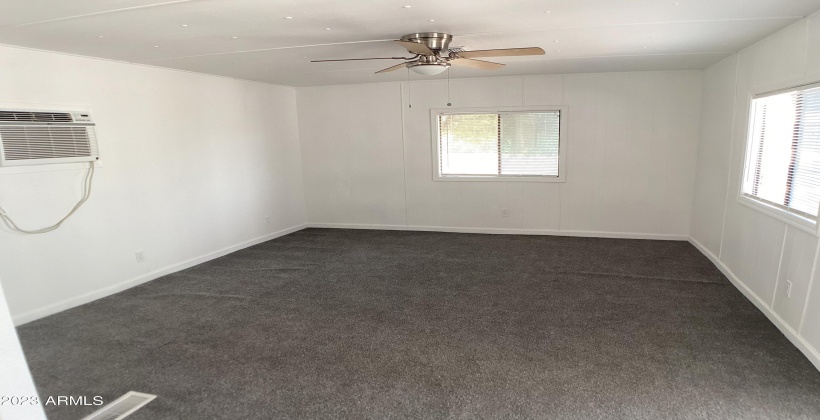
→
(297, 71, 703, 239)
(0, 279, 46, 420)
(689, 14, 820, 369)
(0, 45, 306, 323)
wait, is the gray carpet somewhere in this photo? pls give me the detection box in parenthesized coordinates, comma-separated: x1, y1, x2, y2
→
(17, 228, 820, 419)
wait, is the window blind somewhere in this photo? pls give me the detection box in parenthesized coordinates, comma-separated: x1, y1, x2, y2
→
(439, 113, 498, 175)
(742, 84, 820, 220)
(438, 111, 560, 177)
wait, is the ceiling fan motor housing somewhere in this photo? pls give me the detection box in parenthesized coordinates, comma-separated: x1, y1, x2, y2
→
(400, 32, 453, 55)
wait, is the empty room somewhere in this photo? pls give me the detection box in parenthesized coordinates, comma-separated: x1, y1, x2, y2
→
(3, 1, 820, 419)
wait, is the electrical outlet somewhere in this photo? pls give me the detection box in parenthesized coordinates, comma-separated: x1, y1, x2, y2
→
(501, 208, 510, 217)
(135, 251, 145, 263)
(786, 280, 793, 298)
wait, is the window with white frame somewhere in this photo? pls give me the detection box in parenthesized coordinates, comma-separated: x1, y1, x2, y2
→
(742, 83, 820, 225)
(433, 108, 565, 181)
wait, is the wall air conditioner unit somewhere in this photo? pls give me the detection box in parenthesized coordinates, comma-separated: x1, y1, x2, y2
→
(0, 109, 99, 166)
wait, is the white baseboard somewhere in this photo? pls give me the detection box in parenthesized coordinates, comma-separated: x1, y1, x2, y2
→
(689, 236, 820, 372)
(12, 224, 307, 326)
(307, 222, 688, 241)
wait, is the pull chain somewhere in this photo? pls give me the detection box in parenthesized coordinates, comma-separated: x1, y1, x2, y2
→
(447, 65, 452, 107)
(407, 67, 412, 109)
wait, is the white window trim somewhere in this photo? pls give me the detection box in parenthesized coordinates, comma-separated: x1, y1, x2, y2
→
(737, 76, 820, 236)
(430, 105, 568, 183)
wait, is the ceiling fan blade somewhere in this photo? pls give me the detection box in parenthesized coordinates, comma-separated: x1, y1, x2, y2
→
(375, 62, 409, 74)
(395, 40, 434, 55)
(449, 58, 505, 70)
(311, 57, 411, 62)
(455, 47, 545, 59)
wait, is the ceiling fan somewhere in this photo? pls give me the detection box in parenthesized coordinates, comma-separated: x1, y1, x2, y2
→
(311, 32, 545, 75)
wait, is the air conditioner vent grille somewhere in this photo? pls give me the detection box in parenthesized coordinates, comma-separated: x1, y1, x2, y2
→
(0, 126, 97, 161)
(0, 111, 73, 123)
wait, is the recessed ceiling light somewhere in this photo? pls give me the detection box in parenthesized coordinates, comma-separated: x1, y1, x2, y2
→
(553, 40, 559, 43)
(544, 10, 551, 14)
(96, 35, 104, 38)
(284, 16, 293, 19)
(231, 36, 238, 39)
(154, 45, 160, 48)
(180, 24, 188, 27)
(429, 19, 435, 22)
(324, 27, 331, 31)
(403, 5, 412, 8)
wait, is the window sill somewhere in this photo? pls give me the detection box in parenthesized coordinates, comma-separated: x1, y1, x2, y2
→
(433, 175, 566, 183)
(737, 195, 818, 236)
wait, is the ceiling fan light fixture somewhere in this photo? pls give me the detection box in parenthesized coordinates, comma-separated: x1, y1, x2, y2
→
(408, 63, 449, 75)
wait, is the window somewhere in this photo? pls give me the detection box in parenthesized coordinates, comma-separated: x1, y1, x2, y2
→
(742, 83, 820, 226)
(432, 107, 566, 181)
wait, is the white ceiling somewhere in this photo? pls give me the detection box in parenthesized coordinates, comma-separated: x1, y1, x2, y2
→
(1, 0, 819, 86)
